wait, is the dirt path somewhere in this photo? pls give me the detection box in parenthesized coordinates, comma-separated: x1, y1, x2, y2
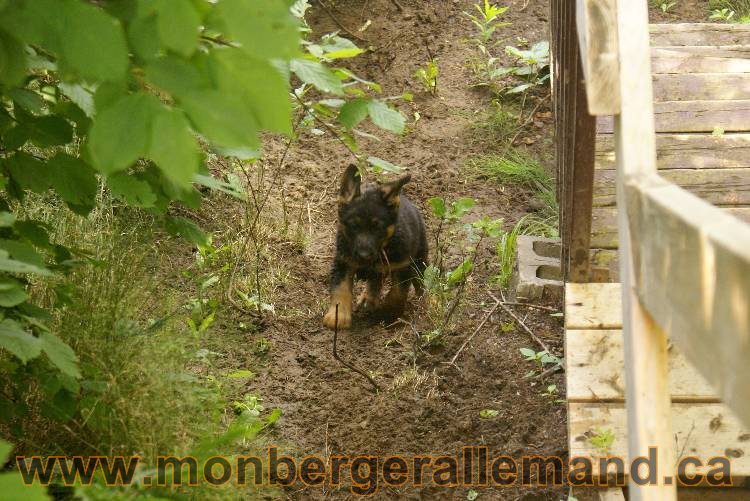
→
(230, 1, 568, 499)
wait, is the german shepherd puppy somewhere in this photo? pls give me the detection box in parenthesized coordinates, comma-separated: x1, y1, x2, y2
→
(322, 164, 428, 330)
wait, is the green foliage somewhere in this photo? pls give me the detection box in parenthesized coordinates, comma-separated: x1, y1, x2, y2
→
(520, 347, 562, 378)
(589, 428, 616, 453)
(466, 150, 551, 191)
(503, 41, 550, 94)
(0, 0, 408, 446)
(494, 222, 520, 287)
(650, 0, 677, 13)
(709, 0, 750, 18)
(464, 0, 511, 45)
(0, 440, 48, 500)
(415, 59, 439, 95)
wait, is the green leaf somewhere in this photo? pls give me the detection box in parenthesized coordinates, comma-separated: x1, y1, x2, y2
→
(40, 332, 80, 378)
(0, 319, 41, 363)
(209, 50, 291, 135)
(0, 279, 27, 307)
(519, 347, 536, 358)
(10, 89, 45, 115)
(214, 0, 299, 61)
(26, 116, 73, 148)
(0, 212, 15, 227)
(57, 0, 129, 82)
(479, 409, 499, 419)
(428, 197, 446, 218)
(6, 153, 49, 194)
(155, 0, 200, 57)
(0, 249, 51, 276)
(107, 173, 157, 208)
(367, 156, 403, 174)
(0, 470, 48, 501)
(128, 10, 161, 62)
(180, 90, 260, 149)
(0, 239, 46, 269)
(88, 93, 159, 175)
(367, 100, 405, 134)
(290, 58, 343, 95)
(338, 98, 369, 129)
(58, 82, 95, 118)
(145, 55, 208, 98)
(47, 154, 98, 215)
(148, 107, 199, 187)
(0, 30, 26, 86)
(164, 216, 208, 247)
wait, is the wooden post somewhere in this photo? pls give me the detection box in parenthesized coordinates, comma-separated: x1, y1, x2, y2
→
(614, 1, 677, 499)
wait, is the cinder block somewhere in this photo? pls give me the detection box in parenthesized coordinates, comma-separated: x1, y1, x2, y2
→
(511, 235, 563, 300)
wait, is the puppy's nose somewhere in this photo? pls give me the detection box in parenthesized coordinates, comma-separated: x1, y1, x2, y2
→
(355, 248, 374, 261)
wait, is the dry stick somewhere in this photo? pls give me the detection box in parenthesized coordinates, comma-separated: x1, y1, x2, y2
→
(501, 301, 558, 312)
(532, 364, 563, 380)
(496, 299, 560, 361)
(389, 0, 404, 12)
(448, 298, 501, 365)
(506, 92, 552, 149)
(333, 305, 381, 392)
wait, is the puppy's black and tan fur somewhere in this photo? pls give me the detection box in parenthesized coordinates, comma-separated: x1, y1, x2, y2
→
(323, 164, 428, 330)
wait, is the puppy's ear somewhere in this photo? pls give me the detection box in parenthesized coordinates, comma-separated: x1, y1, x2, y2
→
(380, 173, 411, 206)
(338, 164, 361, 205)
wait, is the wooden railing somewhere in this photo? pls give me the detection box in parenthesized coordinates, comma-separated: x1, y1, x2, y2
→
(574, 1, 750, 499)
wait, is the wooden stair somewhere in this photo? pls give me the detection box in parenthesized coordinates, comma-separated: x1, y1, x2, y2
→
(565, 282, 750, 482)
(589, 23, 750, 281)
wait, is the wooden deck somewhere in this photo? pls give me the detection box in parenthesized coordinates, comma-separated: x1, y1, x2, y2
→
(565, 282, 750, 480)
(588, 23, 750, 281)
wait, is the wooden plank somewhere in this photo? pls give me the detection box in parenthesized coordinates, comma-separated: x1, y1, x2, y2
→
(566, 282, 623, 329)
(594, 168, 750, 207)
(576, 0, 620, 114)
(626, 175, 750, 425)
(653, 73, 750, 102)
(569, 402, 750, 477)
(598, 489, 625, 501)
(651, 46, 750, 74)
(597, 100, 750, 133)
(566, 328, 718, 402)
(591, 206, 750, 249)
(596, 133, 750, 171)
(650, 23, 750, 47)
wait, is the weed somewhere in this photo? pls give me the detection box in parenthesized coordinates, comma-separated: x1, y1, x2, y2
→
(520, 347, 562, 378)
(494, 222, 520, 287)
(503, 41, 551, 95)
(479, 409, 499, 419)
(415, 59, 439, 95)
(709, 0, 750, 17)
(464, 0, 511, 45)
(466, 150, 552, 191)
(651, 0, 677, 13)
(589, 428, 616, 454)
(470, 101, 519, 143)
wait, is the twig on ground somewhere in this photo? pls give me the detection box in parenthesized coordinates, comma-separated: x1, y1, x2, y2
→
(390, 0, 404, 12)
(508, 92, 551, 146)
(448, 297, 501, 365)
(332, 305, 381, 392)
(533, 364, 563, 380)
(501, 301, 558, 312)
(490, 292, 560, 361)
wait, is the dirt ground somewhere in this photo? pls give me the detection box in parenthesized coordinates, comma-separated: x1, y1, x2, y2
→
(214, 1, 573, 500)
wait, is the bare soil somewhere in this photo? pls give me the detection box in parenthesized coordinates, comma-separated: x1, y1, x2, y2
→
(221, 1, 570, 499)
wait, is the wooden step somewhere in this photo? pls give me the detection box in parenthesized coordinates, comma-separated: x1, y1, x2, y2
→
(565, 283, 750, 478)
(596, 134, 750, 171)
(597, 100, 750, 134)
(651, 46, 750, 74)
(650, 23, 750, 47)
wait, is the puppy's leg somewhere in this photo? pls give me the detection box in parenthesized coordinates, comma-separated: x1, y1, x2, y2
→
(355, 273, 383, 311)
(381, 268, 412, 318)
(323, 261, 354, 329)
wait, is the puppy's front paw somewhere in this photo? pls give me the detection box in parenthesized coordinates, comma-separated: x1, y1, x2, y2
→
(323, 303, 351, 330)
(355, 291, 381, 312)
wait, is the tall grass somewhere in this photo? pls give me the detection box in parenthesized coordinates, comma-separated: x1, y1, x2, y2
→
(9, 193, 268, 498)
(709, 0, 750, 16)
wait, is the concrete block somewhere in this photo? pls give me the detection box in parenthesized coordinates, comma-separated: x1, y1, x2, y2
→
(511, 235, 563, 301)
